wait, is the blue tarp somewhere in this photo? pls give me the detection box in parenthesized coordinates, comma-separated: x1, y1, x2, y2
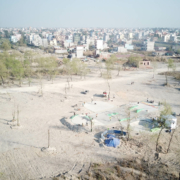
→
(107, 134, 115, 138)
(104, 138, 120, 148)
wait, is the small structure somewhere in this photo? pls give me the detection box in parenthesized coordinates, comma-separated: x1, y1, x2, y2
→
(139, 59, 151, 68)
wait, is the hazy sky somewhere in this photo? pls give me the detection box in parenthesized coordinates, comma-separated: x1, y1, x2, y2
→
(0, 0, 180, 28)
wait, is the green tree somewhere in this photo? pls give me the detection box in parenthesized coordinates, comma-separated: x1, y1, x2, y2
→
(176, 49, 180, 54)
(46, 57, 58, 83)
(4, 30, 12, 38)
(0, 61, 7, 85)
(11, 60, 24, 86)
(1, 40, 11, 51)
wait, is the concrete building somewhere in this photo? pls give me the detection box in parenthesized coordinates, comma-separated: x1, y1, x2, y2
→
(54, 46, 67, 54)
(163, 34, 170, 42)
(125, 44, 134, 50)
(48, 34, 53, 41)
(76, 46, 84, 58)
(86, 38, 95, 46)
(142, 41, 154, 51)
(10, 34, 21, 43)
(10, 36, 18, 43)
(103, 42, 108, 49)
(103, 34, 109, 42)
(96, 39, 104, 50)
(42, 39, 48, 47)
(117, 46, 127, 53)
(28, 34, 42, 47)
(128, 32, 133, 39)
(49, 39, 57, 46)
(73, 33, 81, 44)
(139, 59, 151, 69)
(64, 39, 74, 48)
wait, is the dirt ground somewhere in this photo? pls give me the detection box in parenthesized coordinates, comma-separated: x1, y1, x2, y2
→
(0, 62, 180, 180)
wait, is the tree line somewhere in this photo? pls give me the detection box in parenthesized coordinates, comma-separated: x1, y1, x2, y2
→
(0, 50, 88, 87)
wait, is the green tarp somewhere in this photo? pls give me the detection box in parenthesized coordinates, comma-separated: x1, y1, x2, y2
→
(70, 115, 78, 119)
(108, 113, 118, 117)
(85, 116, 90, 119)
(136, 109, 144, 113)
(130, 105, 138, 110)
(120, 118, 130, 122)
(151, 128, 161, 132)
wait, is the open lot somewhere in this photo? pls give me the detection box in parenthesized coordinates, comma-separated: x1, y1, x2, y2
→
(0, 62, 180, 179)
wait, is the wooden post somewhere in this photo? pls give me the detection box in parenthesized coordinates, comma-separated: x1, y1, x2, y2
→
(48, 129, 50, 148)
(91, 119, 93, 132)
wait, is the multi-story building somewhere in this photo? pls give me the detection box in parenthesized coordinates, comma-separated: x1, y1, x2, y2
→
(142, 41, 154, 51)
(76, 46, 84, 58)
(96, 39, 104, 50)
(42, 39, 48, 47)
(73, 33, 81, 44)
(103, 34, 109, 42)
(28, 34, 42, 47)
(163, 34, 170, 42)
(10, 34, 22, 43)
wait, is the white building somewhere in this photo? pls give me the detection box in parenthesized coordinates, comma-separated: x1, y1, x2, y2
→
(49, 39, 57, 46)
(163, 34, 170, 42)
(54, 46, 67, 54)
(28, 34, 42, 47)
(96, 39, 104, 50)
(76, 46, 84, 58)
(142, 41, 154, 51)
(103, 34, 109, 42)
(128, 32, 133, 39)
(10, 34, 22, 43)
(117, 46, 127, 53)
(42, 39, 48, 47)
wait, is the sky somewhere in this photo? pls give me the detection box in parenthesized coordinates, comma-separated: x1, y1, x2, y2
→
(0, 0, 180, 28)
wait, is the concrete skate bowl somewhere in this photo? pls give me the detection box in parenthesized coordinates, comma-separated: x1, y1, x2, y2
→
(101, 130, 127, 140)
(60, 117, 87, 132)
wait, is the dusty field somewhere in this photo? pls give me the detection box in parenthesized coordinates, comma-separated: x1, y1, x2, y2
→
(0, 62, 180, 180)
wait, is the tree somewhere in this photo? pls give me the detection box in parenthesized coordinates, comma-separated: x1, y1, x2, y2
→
(155, 101, 172, 152)
(1, 40, 11, 51)
(3, 30, 12, 38)
(46, 57, 59, 83)
(103, 58, 114, 98)
(128, 56, 142, 68)
(18, 36, 25, 46)
(97, 61, 103, 77)
(125, 105, 137, 141)
(24, 59, 32, 86)
(0, 61, 7, 85)
(165, 58, 174, 85)
(176, 49, 180, 55)
(166, 128, 176, 153)
(11, 60, 24, 86)
(152, 59, 157, 78)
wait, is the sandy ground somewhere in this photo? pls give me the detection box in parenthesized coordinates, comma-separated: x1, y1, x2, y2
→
(0, 62, 180, 179)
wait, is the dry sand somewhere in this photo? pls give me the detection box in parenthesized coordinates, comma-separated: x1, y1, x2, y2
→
(0, 62, 180, 179)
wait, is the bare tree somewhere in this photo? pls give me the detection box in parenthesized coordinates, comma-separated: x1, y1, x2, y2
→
(151, 58, 157, 78)
(155, 101, 172, 152)
(166, 128, 176, 153)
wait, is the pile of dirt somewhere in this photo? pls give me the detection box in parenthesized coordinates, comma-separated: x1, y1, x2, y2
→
(51, 158, 179, 180)
(159, 71, 180, 80)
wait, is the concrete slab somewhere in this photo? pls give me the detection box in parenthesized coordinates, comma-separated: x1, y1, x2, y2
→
(84, 101, 115, 113)
(71, 102, 159, 132)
